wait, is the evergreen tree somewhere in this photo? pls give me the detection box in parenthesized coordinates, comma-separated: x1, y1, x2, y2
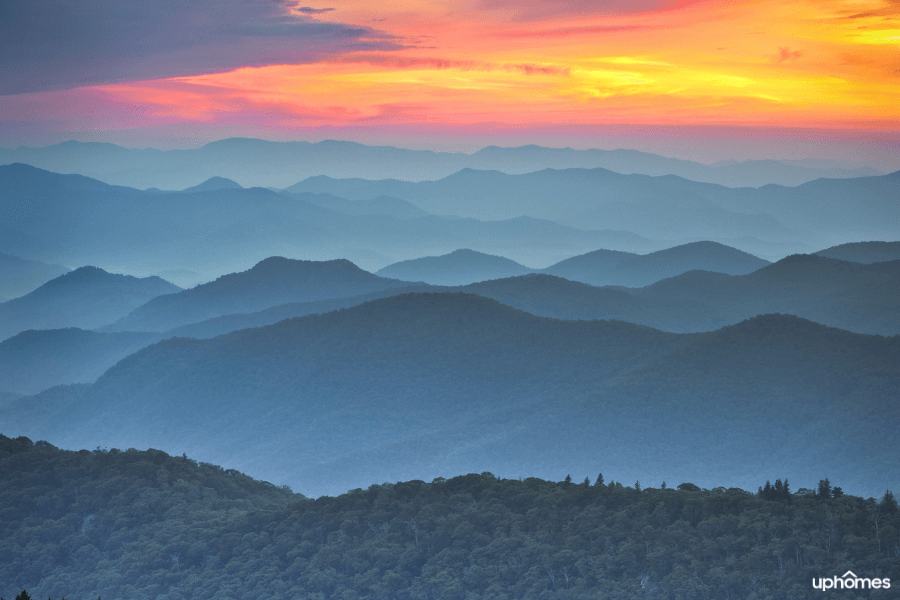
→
(594, 472, 604, 487)
(817, 478, 832, 500)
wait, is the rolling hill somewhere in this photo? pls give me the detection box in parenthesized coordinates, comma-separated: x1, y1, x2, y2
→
(376, 249, 534, 285)
(0, 266, 179, 342)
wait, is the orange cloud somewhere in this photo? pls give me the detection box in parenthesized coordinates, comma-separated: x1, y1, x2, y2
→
(1, 0, 896, 150)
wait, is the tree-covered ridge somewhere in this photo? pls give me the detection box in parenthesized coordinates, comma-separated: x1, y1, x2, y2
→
(6, 293, 898, 497)
(2, 435, 897, 600)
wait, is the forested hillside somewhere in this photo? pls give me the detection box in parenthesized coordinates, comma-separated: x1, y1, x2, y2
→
(1, 435, 896, 600)
(5, 293, 897, 497)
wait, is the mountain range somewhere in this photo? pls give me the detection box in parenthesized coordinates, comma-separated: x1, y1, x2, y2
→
(4, 292, 896, 498)
(0, 138, 884, 189)
(0, 163, 660, 277)
(376, 242, 770, 287)
(286, 168, 900, 253)
(5, 163, 898, 283)
(3, 248, 896, 403)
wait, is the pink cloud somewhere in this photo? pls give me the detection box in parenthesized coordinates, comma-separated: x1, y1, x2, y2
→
(474, 0, 703, 20)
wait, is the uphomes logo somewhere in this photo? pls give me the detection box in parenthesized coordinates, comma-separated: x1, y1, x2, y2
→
(812, 571, 891, 591)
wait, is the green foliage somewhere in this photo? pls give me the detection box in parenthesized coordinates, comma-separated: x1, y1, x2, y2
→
(3, 435, 898, 599)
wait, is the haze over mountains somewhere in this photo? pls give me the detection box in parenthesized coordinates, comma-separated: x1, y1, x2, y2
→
(0, 328, 158, 395)
(0, 139, 896, 509)
(0, 138, 884, 189)
(0, 163, 660, 277)
(287, 167, 899, 256)
(4, 293, 896, 498)
(0, 252, 69, 299)
(3, 162, 897, 286)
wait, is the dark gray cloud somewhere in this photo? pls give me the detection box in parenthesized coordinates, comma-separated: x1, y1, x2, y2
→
(0, 0, 401, 96)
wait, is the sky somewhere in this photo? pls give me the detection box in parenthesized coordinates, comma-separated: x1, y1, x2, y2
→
(1, 0, 898, 166)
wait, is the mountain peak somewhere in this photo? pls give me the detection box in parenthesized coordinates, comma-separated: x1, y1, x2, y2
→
(376, 250, 532, 286)
(250, 256, 366, 275)
(182, 177, 243, 193)
(48, 266, 113, 284)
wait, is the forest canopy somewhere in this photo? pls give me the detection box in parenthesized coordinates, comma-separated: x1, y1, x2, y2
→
(1, 435, 897, 599)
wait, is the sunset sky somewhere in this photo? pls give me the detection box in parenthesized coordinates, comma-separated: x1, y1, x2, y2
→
(1, 0, 898, 165)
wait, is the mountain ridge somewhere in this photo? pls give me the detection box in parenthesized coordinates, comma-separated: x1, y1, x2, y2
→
(0, 266, 180, 342)
(0, 139, 888, 189)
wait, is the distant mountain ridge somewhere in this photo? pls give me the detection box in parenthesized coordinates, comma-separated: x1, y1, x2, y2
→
(284, 168, 899, 253)
(542, 241, 769, 287)
(0, 138, 886, 189)
(0, 163, 659, 277)
(287, 191, 430, 220)
(0, 266, 180, 342)
(375, 242, 770, 287)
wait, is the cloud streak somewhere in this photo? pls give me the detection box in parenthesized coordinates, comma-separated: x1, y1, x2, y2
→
(474, 0, 703, 20)
(0, 0, 402, 95)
